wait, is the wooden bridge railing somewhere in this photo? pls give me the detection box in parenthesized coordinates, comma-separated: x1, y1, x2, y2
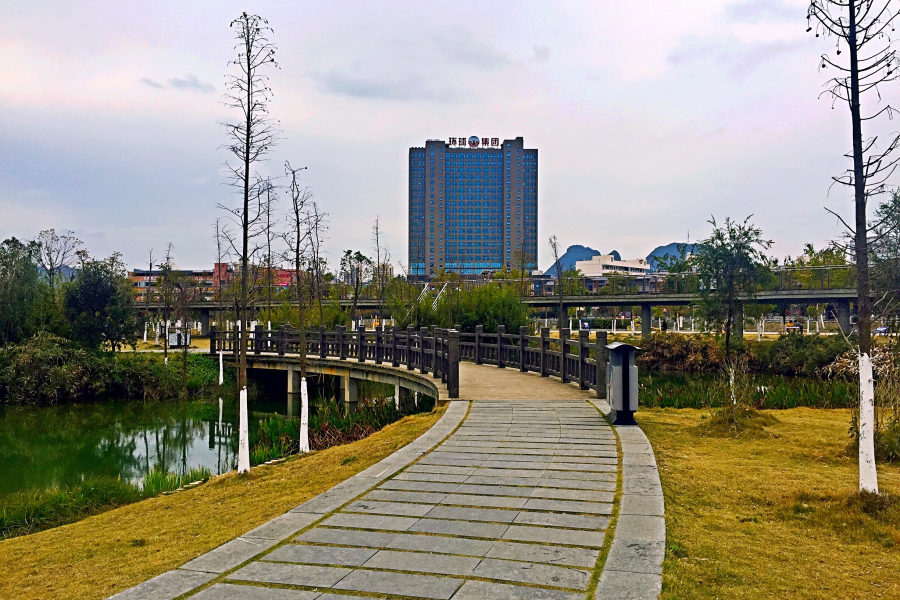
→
(210, 324, 460, 399)
(210, 325, 609, 400)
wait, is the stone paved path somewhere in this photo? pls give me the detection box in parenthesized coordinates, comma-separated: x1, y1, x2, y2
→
(185, 401, 617, 600)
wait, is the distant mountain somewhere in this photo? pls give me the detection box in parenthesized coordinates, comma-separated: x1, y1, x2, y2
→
(38, 265, 78, 281)
(545, 245, 600, 276)
(544, 245, 622, 276)
(646, 243, 698, 272)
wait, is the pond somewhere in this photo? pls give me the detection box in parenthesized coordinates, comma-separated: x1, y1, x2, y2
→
(0, 375, 428, 498)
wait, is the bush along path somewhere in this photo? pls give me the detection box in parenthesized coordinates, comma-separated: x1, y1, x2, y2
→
(106, 399, 666, 600)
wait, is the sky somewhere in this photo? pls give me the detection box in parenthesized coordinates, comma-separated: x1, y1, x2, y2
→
(0, 0, 886, 271)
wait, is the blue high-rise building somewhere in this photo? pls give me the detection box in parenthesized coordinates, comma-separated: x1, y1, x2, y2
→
(408, 136, 538, 278)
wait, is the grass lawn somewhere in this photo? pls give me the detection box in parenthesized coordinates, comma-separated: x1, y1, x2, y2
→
(0, 407, 445, 600)
(640, 408, 900, 599)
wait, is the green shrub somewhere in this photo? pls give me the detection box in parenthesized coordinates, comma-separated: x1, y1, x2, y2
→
(0, 477, 143, 539)
(764, 334, 848, 377)
(0, 332, 111, 404)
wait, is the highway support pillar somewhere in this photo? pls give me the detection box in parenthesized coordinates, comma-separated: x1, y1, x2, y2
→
(641, 304, 652, 341)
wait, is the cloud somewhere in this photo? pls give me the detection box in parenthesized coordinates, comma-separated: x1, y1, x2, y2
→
(167, 74, 215, 93)
(139, 77, 166, 90)
(138, 74, 214, 93)
(724, 0, 797, 23)
(533, 45, 550, 62)
(437, 27, 511, 69)
(311, 71, 451, 101)
(668, 36, 806, 77)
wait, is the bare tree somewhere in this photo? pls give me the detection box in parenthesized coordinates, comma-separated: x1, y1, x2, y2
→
(549, 235, 564, 330)
(809, 0, 900, 355)
(262, 177, 279, 324)
(221, 11, 280, 388)
(372, 216, 391, 322)
(809, 0, 900, 493)
(308, 201, 329, 326)
(35, 229, 82, 300)
(157, 244, 177, 364)
(145, 248, 154, 312)
(283, 161, 312, 375)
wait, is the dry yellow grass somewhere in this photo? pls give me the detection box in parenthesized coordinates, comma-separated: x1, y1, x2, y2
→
(0, 407, 445, 600)
(639, 408, 900, 599)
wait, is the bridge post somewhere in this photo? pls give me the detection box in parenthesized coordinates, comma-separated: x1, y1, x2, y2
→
(338, 326, 347, 360)
(519, 326, 528, 372)
(540, 327, 549, 377)
(420, 327, 429, 374)
(255, 325, 264, 355)
(641, 304, 652, 340)
(406, 326, 415, 370)
(357, 329, 366, 363)
(578, 329, 590, 390)
(277, 326, 286, 356)
(836, 299, 851, 334)
(559, 327, 570, 383)
(375, 327, 383, 365)
(596, 331, 608, 398)
(391, 326, 400, 367)
(209, 326, 217, 356)
(340, 374, 358, 413)
(448, 329, 460, 399)
(734, 302, 744, 343)
(287, 366, 300, 417)
(200, 310, 210, 337)
(497, 325, 506, 369)
(475, 325, 483, 365)
(320, 326, 327, 358)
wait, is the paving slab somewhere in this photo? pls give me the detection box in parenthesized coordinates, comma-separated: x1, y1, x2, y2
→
(190, 583, 320, 599)
(344, 499, 435, 517)
(263, 544, 377, 567)
(523, 498, 614, 515)
(363, 549, 481, 576)
(502, 525, 606, 548)
(471, 558, 592, 590)
(319, 513, 418, 531)
(294, 528, 395, 548)
(386, 532, 494, 556)
(180, 536, 282, 574)
(226, 562, 351, 587)
(424, 505, 520, 523)
(451, 580, 584, 600)
(332, 569, 464, 599)
(107, 569, 218, 600)
(485, 541, 599, 569)
(408, 517, 510, 539)
(441, 493, 529, 508)
(512, 511, 609, 531)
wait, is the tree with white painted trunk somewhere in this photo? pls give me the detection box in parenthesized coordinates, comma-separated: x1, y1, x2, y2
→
(808, 0, 900, 492)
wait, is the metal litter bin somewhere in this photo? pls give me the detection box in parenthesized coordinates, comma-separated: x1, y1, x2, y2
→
(606, 342, 640, 425)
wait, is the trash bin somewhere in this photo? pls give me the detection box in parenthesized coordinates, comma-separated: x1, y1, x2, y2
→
(606, 342, 640, 425)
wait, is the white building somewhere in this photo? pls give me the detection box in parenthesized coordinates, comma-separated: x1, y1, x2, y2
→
(574, 254, 650, 277)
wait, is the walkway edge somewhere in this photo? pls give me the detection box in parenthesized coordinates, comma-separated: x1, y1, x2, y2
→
(106, 401, 470, 600)
(591, 400, 665, 600)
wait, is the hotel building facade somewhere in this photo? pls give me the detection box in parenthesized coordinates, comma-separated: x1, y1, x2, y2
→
(408, 136, 538, 278)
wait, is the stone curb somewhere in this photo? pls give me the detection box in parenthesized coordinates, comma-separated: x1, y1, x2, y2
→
(106, 401, 470, 600)
(590, 400, 664, 600)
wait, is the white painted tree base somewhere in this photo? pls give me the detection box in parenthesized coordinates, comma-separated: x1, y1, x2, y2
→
(299, 378, 310, 453)
(859, 353, 879, 494)
(238, 387, 250, 474)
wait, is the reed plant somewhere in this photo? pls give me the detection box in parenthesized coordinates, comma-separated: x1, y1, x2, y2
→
(140, 467, 211, 497)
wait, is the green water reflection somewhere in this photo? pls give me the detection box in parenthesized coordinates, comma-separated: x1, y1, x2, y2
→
(0, 377, 343, 496)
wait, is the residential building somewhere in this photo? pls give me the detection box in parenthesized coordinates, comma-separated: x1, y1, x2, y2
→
(409, 136, 538, 278)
